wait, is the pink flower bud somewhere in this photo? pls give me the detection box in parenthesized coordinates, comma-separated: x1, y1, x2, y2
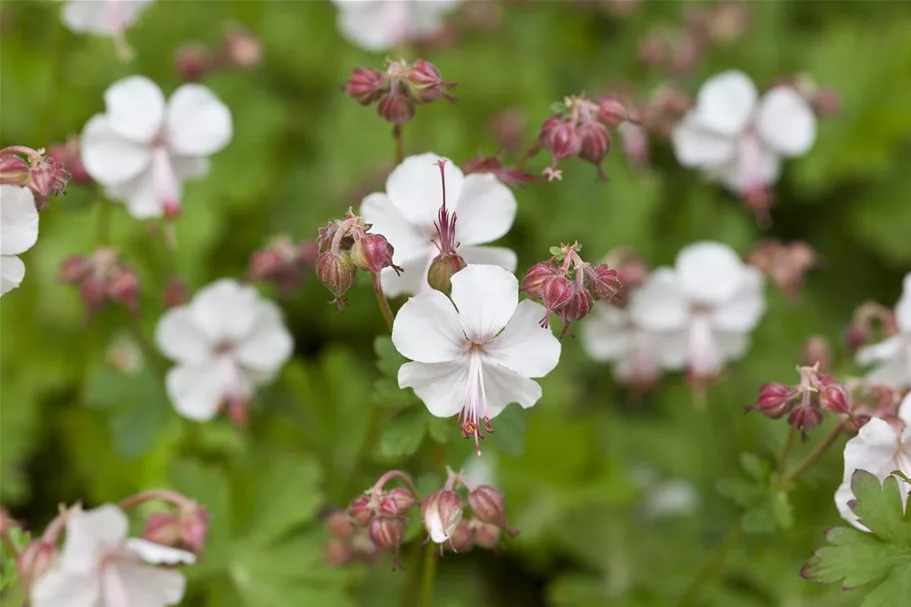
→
(175, 44, 211, 82)
(471, 521, 502, 550)
(812, 88, 840, 116)
(80, 275, 108, 311)
(142, 512, 182, 546)
(541, 275, 574, 314)
(557, 284, 594, 332)
(0, 153, 30, 185)
(107, 265, 140, 313)
(522, 262, 559, 299)
(489, 110, 525, 153)
(345, 67, 387, 105)
(820, 383, 850, 415)
(377, 91, 415, 125)
(748, 382, 794, 419)
(323, 539, 352, 566)
(60, 255, 92, 284)
(461, 156, 537, 187)
(368, 516, 405, 563)
(222, 27, 261, 69)
(578, 122, 612, 178)
(316, 251, 355, 310)
(17, 541, 56, 588)
(445, 520, 474, 553)
(27, 156, 70, 210)
(598, 97, 629, 126)
(384, 487, 418, 514)
(541, 115, 581, 163)
(179, 505, 210, 557)
(351, 234, 403, 283)
(427, 252, 467, 295)
(583, 264, 622, 301)
(421, 489, 463, 544)
(348, 495, 373, 527)
(788, 404, 824, 437)
(468, 486, 518, 537)
(326, 511, 353, 538)
(407, 59, 456, 104)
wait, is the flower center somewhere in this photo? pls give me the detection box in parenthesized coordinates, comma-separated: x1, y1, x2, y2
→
(688, 312, 721, 378)
(458, 345, 494, 455)
(151, 146, 180, 217)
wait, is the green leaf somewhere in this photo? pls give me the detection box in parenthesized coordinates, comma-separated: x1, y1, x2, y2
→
(491, 405, 526, 457)
(248, 455, 324, 545)
(168, 460, 232, 573)
(376, 409, 427, 459)
(425, 416, 452, 444)
(372, 378, 418, 409)
(549, 245, 563, 258)
(374, 336, 405, 378)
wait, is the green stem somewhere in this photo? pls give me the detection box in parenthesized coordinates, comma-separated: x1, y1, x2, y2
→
(678, 526, 744, 606)
(776, 426, 797, 476)
(780, 424, 844, 487)
(393, 125, 405, 166)
(96, 197, 111, 246)
(419, 542, 438, 607)
(375, 283, 395, 330)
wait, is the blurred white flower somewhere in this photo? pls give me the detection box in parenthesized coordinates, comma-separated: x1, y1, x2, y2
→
(61, 0, 155, 37)
(672, 70, 817, 197)
(856, 273, 911, 390)
(81, 76, 232, 220)
(156, 279, 293, 421)
(31, 504, 194, 607)
(0, 185, 39, 297)
(392, 265, 560, 453)
(629, 241, 765, 378)
(331, 0, 459, 52)
(360, 153, 517, 297)
(836, 392, 911, 531)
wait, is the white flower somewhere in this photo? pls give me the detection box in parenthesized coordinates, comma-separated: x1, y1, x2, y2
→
(835, 392, 911, 531)
(1, 185, 39, 297)
(81, 76, 232, 219)
(331, 0, 459, 52)
(391, 264, 560, 453)
(61, 0, 154, 37)
(360, 153, 517, 297)
(629, 241, 765, 378)
(156, 279, 293, 421)
(31, 504, 194, 607)
(856, 273, 911, 390)
(672, 70, 817, 196)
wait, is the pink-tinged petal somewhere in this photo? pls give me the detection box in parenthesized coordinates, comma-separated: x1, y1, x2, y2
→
(104, 169, 163, 219)
(454, 173, 517, 246)
(715, 135, 782, 194)
(856, 335, 902, 366)
(687, 314, 723, 376)
(392, 290, 467, 363)
(398, 359, 469, 418)
(165, 362, 225, 421)
(693, 70, 758, 137)
(81, 115, 152, 186)
(333, 0, 408, 52)
(0, 256, 25, 297)
(166, 84, 232, 157)
(379, 246, 435, 298)
(862, 348, 910, 390)
(834, 479, 863, 531)
(756, 87, 817, 157)
(126, 539, 196, 565)
(450, 265, 518, 343)
(710, 267, 765, 332)
(671, 113, 737, 168)
(386, 153, 465, 229)
(61, 0, 154, 36)
(482, 366, 542, 418)
(676, 241, 744, 305)
(458, 245, 517, 272)
(189, 279, 260, 343)
(360, 192, 429, 260)
(896, 273, 911, 333)
(580, 304, 634, 361)
(30, 568, 100, 607)
(628, 268, 689, 332)
(484, 300, 560, 377)
(155, 306, 214, 365)
(900, 392, 911, 425)
(0, 185, 38, 255)
(233, 302, 293, 373)
(60, 504, 128, 574)
(104, 76, 165, 144)
(109, 562, 187, 607)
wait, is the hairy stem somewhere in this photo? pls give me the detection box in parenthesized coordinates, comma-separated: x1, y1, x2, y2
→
(776, 426, 797, 476)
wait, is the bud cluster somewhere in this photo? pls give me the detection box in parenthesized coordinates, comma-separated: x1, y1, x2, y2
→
(747, 239, 818, 302)
(344, 59, 457, 125)
(175, 26, 262, 82)
(443, 481, 519, 554)
(248, 235, 318, 295)
(142, 502, 210, 558)
(315, 209, 402, 310)
(0, 145, 70, 209)
(60, 248, 140, 315)
(48, 136, 92, 186)
(523, 242, 622, 336)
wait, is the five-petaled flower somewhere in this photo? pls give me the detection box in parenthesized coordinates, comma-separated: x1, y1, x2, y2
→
(0, 185, 39, 297)
(155, 279, 293, 422)
(30, 504, 194, 607)
(81, 76, 232, 220)
(391, 264, 561, 454)
(672, 70, 817, 200)
(360, 153, 517, 297)
(331, 0, 460, 52)
(855, 273, 911, 390)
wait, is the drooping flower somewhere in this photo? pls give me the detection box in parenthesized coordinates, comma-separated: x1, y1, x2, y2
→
(331, 0, 460, 52)
(1, 185, 39, 297)
(628, 241, 766, 381)
(155, 279, 293, 422)
(30, 504, 194, 607)
(81, 76, 232, 220)
(835, 392, 911, 531)
(672, 70, 817, 199)
(856, 273, 911, 390)
(361, 153, 517, 297)
(391, 264, 560, 453)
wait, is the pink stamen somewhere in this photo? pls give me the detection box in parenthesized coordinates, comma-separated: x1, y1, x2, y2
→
(688, 313, 720, 378)
(458, 347, 494, 455)
(433, 160, 459, 254)
(151, 147, 180, 217)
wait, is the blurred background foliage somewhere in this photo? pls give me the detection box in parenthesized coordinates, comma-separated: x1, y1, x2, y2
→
(2, 0, 911, 606)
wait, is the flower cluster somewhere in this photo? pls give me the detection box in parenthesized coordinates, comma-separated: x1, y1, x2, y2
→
(60, 248, 141, 316)
(748, 364, 852, 437)
(248, 235, 319, 296)
(747, 239, 818, 302)
(0, 145, 70, 209)
(345, 59, 457, 125)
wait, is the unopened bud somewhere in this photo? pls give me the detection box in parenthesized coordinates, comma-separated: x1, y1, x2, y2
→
(326, 511, 353, 538)
(598, 97, 628, 126)
(541, 275, 574, 313)
(60, 255, 92, 284)
(541, 115, 581, 163)
(17, 541, 57, 588)
(445, 520, 474, 553)
(0, 153, 30, 184)
(163, 276, 190, 308)
(748, 382, 794, 419)
(427, 253, 467, 295)
(222, 27, 261, 69)
(472, 521, 502, 550)
(384, 487, 418, 513)
(351, 234, 402, 281)
(142, 512, 182, 546)
(179, 505, 209, 557)
(369, 516, 405, 556)
(522, 262, 559, 299)
(348, 495, 373, 527)
(323, 539, 352, 566)
(802, 335, 831, 372)
(378, 91, 415, 125)
(557, 284, 594, 331)
(175, 44, 211, 81)
(421, 489, 463, 544)
(317, 251, 355, 310)
(468, 486, 517, 536)
(345, 67, 387, 105)
(578, 122, 611, 178)
(820, 383, 850, 415)
(788, 404, 824, 437)
(583, 264, 622, 301)
(107, 265, 140, 312)
(80, 275, 108, 311)
(812, 88, 839, 116)
(407, 59, 456, 104)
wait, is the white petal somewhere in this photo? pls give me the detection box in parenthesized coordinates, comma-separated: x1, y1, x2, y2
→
(126, 539, 196, 565)
(895, 273, 911, 333)
(693, 70, 758, 137)
(756, 87, 817, 157)
(171, 155, 210, 180)
(426, 512, 449, 543)
(862, 348, 910, 390)
(580, 304, 634, 361)
(650, 329, 690, 370)
(844, 418, 901, 479)
(379, 246, 435, 298)
(405, 0, 459, 36)
(458, 245, 517, 272)
(450, 265, 518, 343)
(0, 255, 25, 297)
(386, 153, 465, 230)
(232, 302, 294, 373)
(104, 76, 165, 144)
(166, 84, 232, 157)
(189, 279, 261, 343)
(671, 112, 737, 168)
(676, 241, 745, 305)
(155, 306, 213, 365)
(709, 267, 765, 332)
(834, 478, 865, 531)
(715, 329, 750, 362)
(1, 185, 38, 255)
(334, 0, 408, 52)
(453, 173, 517, 246)
(61, 0, 153, 35)
(360, 192, 430, 261)
(80, 115, 152, 186)
(30, 568, 100, 607)
(398, 359, 469, 418)
(109, 562, 187, 607)
(484, 300, 561, 377)
(60, 505, 128, 574)
(392, 290, 467, 363)
(628, 268, 690, 332)
(165, 363, 225, 421)
(482, 365, 543, 418)
(900, 391, 911, 425)
(856, 335, 902, 366)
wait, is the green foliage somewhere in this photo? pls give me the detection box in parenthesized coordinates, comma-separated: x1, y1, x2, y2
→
(717, 453, 793, 534)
